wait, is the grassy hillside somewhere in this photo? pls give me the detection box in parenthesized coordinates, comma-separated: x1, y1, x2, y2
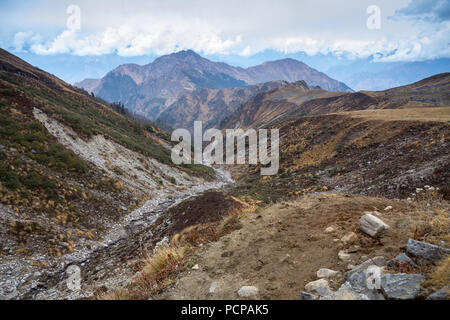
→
(0, 48, 213, 261)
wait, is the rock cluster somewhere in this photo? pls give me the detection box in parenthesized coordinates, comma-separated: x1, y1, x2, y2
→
(300, 212, 449, 300)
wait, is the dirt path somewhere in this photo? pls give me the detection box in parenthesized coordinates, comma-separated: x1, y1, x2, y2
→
(156, 193, 419, 300)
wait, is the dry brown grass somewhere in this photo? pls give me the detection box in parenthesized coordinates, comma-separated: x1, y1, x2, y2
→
(171, 224, 218, 247)
(423, 256, 450, 293)
(339, 107, 450, 122)
(410, 190, 450, 245)
(99, 245, 190, 300)
(99, 211, 245, 300)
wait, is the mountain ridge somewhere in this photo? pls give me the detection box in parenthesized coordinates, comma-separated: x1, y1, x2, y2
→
(75, 50, 352, 121)
(220, 72, 450, 130)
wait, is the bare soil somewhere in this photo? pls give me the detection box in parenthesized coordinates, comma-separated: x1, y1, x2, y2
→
(156, 193, 432, 300)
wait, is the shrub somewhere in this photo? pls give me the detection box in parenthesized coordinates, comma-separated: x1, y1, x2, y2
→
(0, 161, 20, 190)
(41, 144, 87, 173)
(1, 170, 20, 190)
(42, 179, 58, 199)
(24, 171, 42, 190)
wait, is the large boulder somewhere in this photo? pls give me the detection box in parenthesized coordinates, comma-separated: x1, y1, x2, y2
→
(321, 283, 370, 300)
(427, 285, 450, 300)
(380, 273, 425, 300)
(345, 256, 386, 279)
(360, 214, 390, 237)
(344, 269, 385, 300)
(406, 239, 450, 260)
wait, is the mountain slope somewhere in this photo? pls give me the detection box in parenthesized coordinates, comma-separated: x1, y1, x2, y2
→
(75, 50, 352, 121)
(0, 49, 218, 299)
(221, 73, 450, 129)
(158, 80, 288, 130)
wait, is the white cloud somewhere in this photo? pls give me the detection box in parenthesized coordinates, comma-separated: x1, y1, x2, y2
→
(7, 0, 450, 61)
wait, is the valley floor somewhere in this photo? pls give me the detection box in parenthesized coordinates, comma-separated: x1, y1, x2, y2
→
(155, 192, 449, 300)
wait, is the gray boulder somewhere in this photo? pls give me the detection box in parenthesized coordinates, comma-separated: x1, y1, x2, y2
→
(387, 253, 418, 270)
(345, 256, 386, 279)
(345, 269, 385, 300)
(426, 285, 450, 300)
(360, 214, 390, 237)
(320, 283, 370, 300)
(380, 273, 425, 300)
(406, 239, 450, 260)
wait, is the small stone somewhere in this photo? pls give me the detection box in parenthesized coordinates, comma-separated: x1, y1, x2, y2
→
(317, 268, 339, 279)
(191, 264, 199, 270)
(237, 286, 259, 298)
(338, 250, 351, 261)
(360, 214, 390, 237)
(325, 226, 336, 233)
(406, 239, 450, 260)
(380, 273, 425, 300)
(341, 232, 358, 245)
(427, 285, 450, 300)
(305, 279, 330, 294)
(384, 206, 393, 211)
(299, 291, 319, 300)
(208, 282, 218, 294)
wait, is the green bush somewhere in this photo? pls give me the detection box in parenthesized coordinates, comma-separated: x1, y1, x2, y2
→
(39, 144, 87, 173)
(42, 179, 58, 199)
(24, 171, 42, 190)
(0, 160, 20, 190)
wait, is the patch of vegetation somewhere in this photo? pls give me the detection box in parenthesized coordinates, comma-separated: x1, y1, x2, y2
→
(180, 163, 215, 180)
(24, 170, 42, 190)
(328, 165, 346, 177)
(37, 144, 87, 172)
(0, 161, 20, 190)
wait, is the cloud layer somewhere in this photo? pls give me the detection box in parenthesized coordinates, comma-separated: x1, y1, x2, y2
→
(5, 0, 450, 62)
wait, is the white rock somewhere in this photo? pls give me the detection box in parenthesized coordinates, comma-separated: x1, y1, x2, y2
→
(359, 214, 390, 237)
(237, 286, 259, 298)
(338, 250, 351, 261)
(341, 232, 358, 245)
(384, 206, 393, 211)
(325, 226, 336, 233)
(305, 279, 330, 294)
(317, 268, 339, 279)
(191, 264, 199, 270)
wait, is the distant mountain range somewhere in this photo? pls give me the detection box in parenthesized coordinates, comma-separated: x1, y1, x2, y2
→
(75, 50, 352, 124)
(219, 73, 450, 130)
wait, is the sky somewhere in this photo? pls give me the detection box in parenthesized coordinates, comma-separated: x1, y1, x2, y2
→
(0, 0, 449, 85)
